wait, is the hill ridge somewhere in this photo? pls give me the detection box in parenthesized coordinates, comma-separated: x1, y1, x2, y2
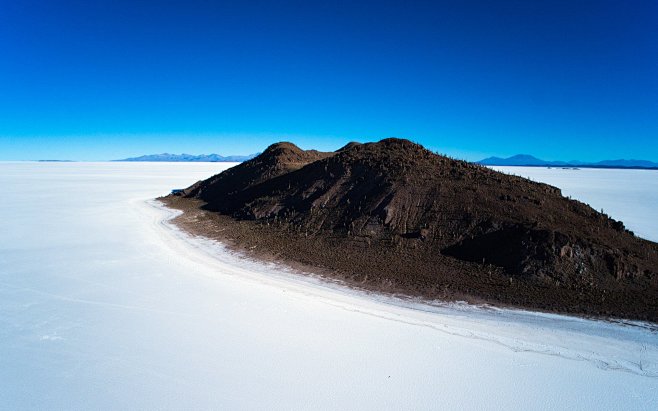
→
(166, 138, 658, 321)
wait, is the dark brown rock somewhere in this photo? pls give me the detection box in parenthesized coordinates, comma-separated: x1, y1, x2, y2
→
(167, 138, 658, 321)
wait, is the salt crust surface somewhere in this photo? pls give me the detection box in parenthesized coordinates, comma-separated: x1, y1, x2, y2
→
(0, 162, 656, 410)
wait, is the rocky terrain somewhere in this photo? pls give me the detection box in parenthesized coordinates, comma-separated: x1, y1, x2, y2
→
(163, 138, 658, 321)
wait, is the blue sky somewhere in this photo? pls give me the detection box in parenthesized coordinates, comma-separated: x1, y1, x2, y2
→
(0, 0, 656, 161)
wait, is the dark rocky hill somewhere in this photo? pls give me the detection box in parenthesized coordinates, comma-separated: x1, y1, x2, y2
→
(167, 138, 658, 321)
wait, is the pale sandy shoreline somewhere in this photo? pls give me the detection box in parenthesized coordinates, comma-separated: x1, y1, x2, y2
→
(150, 198, 658, 379)
(158, 192, 658, 325)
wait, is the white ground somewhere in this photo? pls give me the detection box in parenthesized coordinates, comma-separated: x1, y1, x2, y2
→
(0, 162, 656, 410)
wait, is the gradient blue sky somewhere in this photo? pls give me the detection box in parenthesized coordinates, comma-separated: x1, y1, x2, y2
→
(1, 0, 656, 161)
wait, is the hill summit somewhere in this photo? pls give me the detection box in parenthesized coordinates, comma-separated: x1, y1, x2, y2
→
(167, 138, 658, 321)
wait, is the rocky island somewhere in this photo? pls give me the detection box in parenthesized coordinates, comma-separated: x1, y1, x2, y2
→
(162, 138, 658, 321)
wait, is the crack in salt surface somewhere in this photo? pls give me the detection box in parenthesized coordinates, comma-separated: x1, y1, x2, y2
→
(0, 281, 199, 319)
(147, 199, 658, 379)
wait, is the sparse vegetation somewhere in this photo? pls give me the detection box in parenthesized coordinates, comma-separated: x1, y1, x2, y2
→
(165, 138, 658, 321)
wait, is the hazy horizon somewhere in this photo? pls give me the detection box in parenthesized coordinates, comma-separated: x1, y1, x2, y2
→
(5, 139, 658, 164)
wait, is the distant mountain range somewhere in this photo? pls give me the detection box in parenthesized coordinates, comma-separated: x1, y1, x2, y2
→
(115, 153, 259, 162)
(478, 154, 658, 170)
(38, 159, 74, 162)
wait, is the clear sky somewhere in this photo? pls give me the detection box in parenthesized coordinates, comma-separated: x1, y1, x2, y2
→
(1, 0, 656, 161)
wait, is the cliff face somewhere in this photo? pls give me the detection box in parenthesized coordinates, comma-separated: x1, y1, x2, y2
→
(176, 138, 658, 320)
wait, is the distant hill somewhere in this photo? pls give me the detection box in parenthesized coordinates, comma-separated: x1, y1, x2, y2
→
(479, 154, 567, 167)
(115, 153, 259, 162)
(479, 154, 658, 169)
(38, 159, 74, 162)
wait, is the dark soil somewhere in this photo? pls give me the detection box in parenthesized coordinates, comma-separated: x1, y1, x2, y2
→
(161, 138, 658, 322)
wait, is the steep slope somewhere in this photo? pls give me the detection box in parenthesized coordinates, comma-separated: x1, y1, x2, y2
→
(169, 138, 658, 321)
(183, 142, 334, 209)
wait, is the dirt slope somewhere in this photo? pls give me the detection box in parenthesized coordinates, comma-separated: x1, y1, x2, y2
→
(167, 138, 658, 321)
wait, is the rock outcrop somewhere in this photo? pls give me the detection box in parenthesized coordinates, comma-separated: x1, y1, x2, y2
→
(171, 138, 658, 321)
